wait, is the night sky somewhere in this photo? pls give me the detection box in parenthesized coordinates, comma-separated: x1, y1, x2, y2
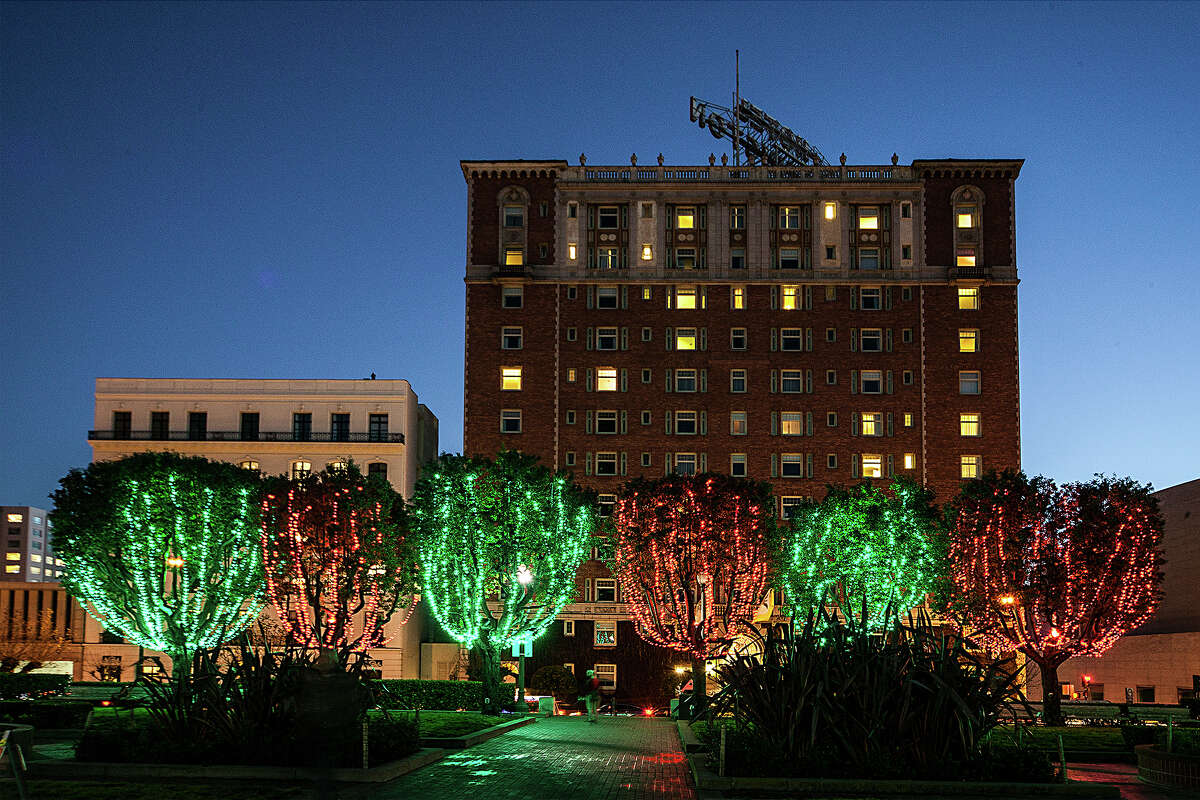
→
(3, 1, 1198, 507)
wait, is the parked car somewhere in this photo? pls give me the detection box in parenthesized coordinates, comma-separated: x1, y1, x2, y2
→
(598, 702, 667, 717)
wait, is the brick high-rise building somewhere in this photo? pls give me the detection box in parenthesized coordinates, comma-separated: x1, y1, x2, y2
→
(461, 156, 1023, 704)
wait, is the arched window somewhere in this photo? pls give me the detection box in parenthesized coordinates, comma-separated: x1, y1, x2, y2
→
(951, 185, 985, 269)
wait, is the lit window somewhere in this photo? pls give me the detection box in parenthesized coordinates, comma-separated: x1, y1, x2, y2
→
(958, 287, 979, 309)
(781, 454, 804, 477)
(595, 452, 618, 476)
(903, 413, 913, 427)
(675, 286, 698, 309)
(860, 370, 883, 394)
(956, 249, 976, 267)
(641, 286, 652, 301)
(30, 566, 41, 575)
(502, 367, 522, 391)
(861, 412, 882, 436)
(961, 455, 982, 479)
(502, 327, 523, 349)
(858, 248, 880, 269)
(904, 453, 915, 470)
(779, 249, 801, 269)
(502, 286, 523, 308)
(675, 369, 697, 392)
(596, 410, 618, 434)
(505, 249, 524, 266)
(596, 327, 618, 350)
(782, 285, 800, 310)
(730, 412, 747, 436)
(5, 553, 19, 561)
(824, 202, 836, 220)
(781, 328, 804, 351)
(30, 554, 42, 563)
(956, 207, 975, 228)
(675, 328, 697, 350)
(595, 579, 617, 603)
(861, 454, 883, 478)
(730, 205, 745, 228)
(504, 206, 524, 227)
(780, 497, 805, 520)
(5, 566, 19, 574)
(960, 413, 981, 437)
(730, 369, 747, 393)
(779, 207, 800, 229)
(290, 460, 312, 480)
(860, 287, 882, 310)
(641, 244, 653, 261)
(596, 368, 617, 391)
(566, 368, 577, 383)
(676, 206, 695, 229)
(595, 620, 617, 644)
(959, 371, 981, 394)
(860, 328, 883, 352)
(239, 460, 259, 471)
(730, 328, 747, 350)
(730, 454, 747, 477)
(327, 460, 348, 473)
(675, 411, 697, 435)
(858, 207, 879, 230)
(564, 620, 575, 637)
(731, 286, 745, 309)
(675, 248, 697, 268)
(6, 514, 23, 523)
(674, 453, 697, 476)
(598, 206, 620, 229)
(501, 410, 522, 434)
(595, 664, 617, 690)
(597, 248, 620, 269)
(597, 287, 618, 308)
(959, 329, 979, 353)
(568, 243, 578, 260)
(780, 412, 804, 435)
(781, 370, 804, 393)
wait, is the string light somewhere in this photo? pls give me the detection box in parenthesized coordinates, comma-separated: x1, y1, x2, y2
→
(779, 478, 941, 630)
(52, 453, 265, 658)
(611, 474, 776, 660)
(408, 452, 595, 652)
(260, 467, 417, 655)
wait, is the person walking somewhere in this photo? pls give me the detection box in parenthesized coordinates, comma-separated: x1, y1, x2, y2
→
(584, 669, 601, 723)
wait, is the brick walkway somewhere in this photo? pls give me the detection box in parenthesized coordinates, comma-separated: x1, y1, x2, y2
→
(365, 716, 696, 800)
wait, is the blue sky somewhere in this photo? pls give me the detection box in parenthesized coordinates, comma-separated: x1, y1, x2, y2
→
(2, 1, 1198, 506)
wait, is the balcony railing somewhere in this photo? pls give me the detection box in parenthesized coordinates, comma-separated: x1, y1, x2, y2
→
(89, 430, 404, 443)
(567, 164, 915, 183)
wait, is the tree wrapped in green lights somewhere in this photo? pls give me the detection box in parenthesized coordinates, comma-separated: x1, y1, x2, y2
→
(779, 478, 943, 630)
(611, 474, 779, 715)
(260, 464, 417, 665)
(946, 471, 1163, 726)
(51, 453, 265, 673)
(408, 451, 596, 714)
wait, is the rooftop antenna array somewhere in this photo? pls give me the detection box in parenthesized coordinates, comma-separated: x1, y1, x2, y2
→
(689, 50, 830, 167)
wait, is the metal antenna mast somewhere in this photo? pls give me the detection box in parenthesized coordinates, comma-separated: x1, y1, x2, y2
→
(690, 57, 829, 167)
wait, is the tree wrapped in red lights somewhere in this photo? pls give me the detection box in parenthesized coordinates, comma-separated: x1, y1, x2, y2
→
(946, 470, 1164, 726)
(260, 464, 417, 665)
(611, 474, 779, 715)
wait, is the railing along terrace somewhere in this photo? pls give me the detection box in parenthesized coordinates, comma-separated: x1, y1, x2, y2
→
(88, 430, 405, 443)
(569, 164, 914, 183)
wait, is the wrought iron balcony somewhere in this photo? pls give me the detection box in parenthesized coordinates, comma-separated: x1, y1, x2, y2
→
(88, 430, 404, 443)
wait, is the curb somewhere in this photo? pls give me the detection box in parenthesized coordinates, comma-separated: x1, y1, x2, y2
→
(421, 715, 536, 749)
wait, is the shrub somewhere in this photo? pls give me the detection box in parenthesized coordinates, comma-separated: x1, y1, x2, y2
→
(75, 708, 154, 763)
(1120, 724, 1157, 750)
(0, 699, 93, 728)
(368, 714, 420, 765)
(970, 744, 1057, 783)
(374, 679, 482, 711)
(1158, 728, 1200, 755)
(530, 666, 577, 705)
(0, 672, 71, 699)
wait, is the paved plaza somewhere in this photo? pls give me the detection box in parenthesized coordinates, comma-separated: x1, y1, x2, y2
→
(365, 716, 696, 800)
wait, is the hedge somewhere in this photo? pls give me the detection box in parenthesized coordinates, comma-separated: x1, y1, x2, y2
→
(0, 672, 71, 699)
(375, 679, 482, 710)
(0, 699, 94, 728)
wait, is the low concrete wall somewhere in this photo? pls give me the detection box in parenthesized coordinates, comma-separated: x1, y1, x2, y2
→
(421, 716, 535, 749)
(1135, 744, 1200, 792)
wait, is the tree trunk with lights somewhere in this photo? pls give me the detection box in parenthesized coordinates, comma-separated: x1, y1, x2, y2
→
(690, 656, 706, 717)
(945, 471, 1164, 728)
(477, 629, 505, 715)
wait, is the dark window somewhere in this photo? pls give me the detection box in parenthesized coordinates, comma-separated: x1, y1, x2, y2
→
(240, 412, 260, 441)
(112, 411, 132, 439)
(150, 411, 169, 440)
(293, 413, 312, 441)
(100, 631, 124, 645)
(187, 412, 207, 441)
(367, 462, 388, 482)
(1136, 685, 1155, 703)
(331, 413, 350, 442)
(369, 414, 389, 442)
